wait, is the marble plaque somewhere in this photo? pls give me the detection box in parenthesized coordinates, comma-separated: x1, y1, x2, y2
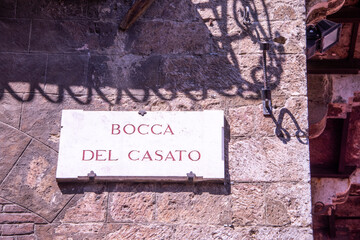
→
(56, 110, 224, 182)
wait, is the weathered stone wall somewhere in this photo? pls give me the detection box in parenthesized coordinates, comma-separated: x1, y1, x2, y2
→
(0, 0, 312, 239)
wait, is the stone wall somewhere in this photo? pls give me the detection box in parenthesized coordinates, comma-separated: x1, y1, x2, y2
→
(0, 0, 312, 239)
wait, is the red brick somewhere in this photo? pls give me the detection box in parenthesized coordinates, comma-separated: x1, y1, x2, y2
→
(3, 205, 28, 213)
(0, 237, 15, 240)
(0, 213, 46, 224)
(2, 223, 34, 235)
(15, 236, 36, 240)
(0, 198, 11, 204)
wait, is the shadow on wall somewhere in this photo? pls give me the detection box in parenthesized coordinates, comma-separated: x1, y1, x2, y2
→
(0, 0, 285, 105)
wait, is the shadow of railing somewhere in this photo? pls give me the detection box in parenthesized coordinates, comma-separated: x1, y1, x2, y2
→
(0, 0, 285, 106)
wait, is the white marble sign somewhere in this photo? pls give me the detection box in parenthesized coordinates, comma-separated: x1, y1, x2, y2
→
(56, 110, 224, 182)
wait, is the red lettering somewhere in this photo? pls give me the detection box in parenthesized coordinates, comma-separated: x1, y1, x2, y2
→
(165, 151, 175, 161)
(108, 150, 118, 161)
(82, 150, 94, 161)
(151, 124, 162, 135)
(128, 150, 139, 161)
(96, 150, 107, 161)
(142, 151, 153, 161)
(124, 124, 136, 134)
(175, 150, 186, 161)
(163, 125, 174, 135)
(112, 124, 120, 135)
(138, 124, 149, 135)
(155, 150, 163, 161)
(188, 150, 201, 161)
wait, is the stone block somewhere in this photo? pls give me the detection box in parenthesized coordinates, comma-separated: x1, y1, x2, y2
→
(215, 20, 305, 55)
(87, 0, 131, 20)
(55, 184, 107, 223)
(1, 223, 34, 236)
(228, 96, 309, 138)
(2, 205, 27, 213)
(89, 54, 165, 92)
(108, 183, 156, 223)
(238, 54, 307, 97)
(162, 54, 244, 95)
(156, 183, 231, 225)
(30, 20, 118, 53)
(0, 53, 47, 94)
(0, 93, 22, 128)
(192, 0, 303, 23)
(103, 224, 174, 240)
(231, 183, 266, 226)
(143, 0, 200, 22)
(0, 0, 16, 18)
(54, 223, 104, 235)
(20, 94, 109, 150)
(0, 19, 30, 52)
(0, 140, 73, 221)
(34, 224, 54, 240)
(265, 182, 312, 227)
(244, 226, 313, 240)
(0, 237, 15, 240)
(45, 54, 89, 95)
(14, 236, 36, 240)
(0, 213, 46, 224)
(126, 21, 211, 55)
(0, 123, 31, 183)
(229, 137, 310, 182)
(16, 0, 87, 19)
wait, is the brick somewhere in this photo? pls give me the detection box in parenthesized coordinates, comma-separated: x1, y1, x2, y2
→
(0, 53, 47, 94)
(156, 183, 231, 225)
(2, 223, 34, 236)
(108, 183, 156, 223)
(0, 198, 11, 204)
(30, 20, 118, 53)
(0, 93, 22, 128)
(34, 225, 54, 239)
(16, 0, 87, 19)
(229, 137, 310, 182)
(45, 54, 89, 95)
(87, 0, 131, 19)
(3, 205, 28, 213)
(0, 237, 15, 240)
(0, 123, 31, 183)
(126, 21, 211, 55)
(0, 140, 72, 222)
(15, 236, 36, 240)
(162, 54, 242, 93)
(104, 224, 174, 240)
(0, 0, 16, 18)
(0, 19, 30, 52)
(231, 183, 266, 226)
(0, 213, 46, 224)
(265, 182, 312, 227)
(55, 184, 107, 223)
(143, 0, 199, 22)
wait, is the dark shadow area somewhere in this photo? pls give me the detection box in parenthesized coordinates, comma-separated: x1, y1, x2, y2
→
(0, 0, 285, 105)
(58, 181, 230, 195)
(269, 108, 308, 144)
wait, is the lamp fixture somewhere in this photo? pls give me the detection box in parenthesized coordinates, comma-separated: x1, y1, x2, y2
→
(306, 19, 342, 59)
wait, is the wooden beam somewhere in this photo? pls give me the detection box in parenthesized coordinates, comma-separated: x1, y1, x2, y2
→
(311, 166, 356, 178)
(327, 6, 360, 23)
(338, 113, 350, 173)
(348, 22, 359, 60)
(120, 0, 156, 30)
(307, 60, 360, 74)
